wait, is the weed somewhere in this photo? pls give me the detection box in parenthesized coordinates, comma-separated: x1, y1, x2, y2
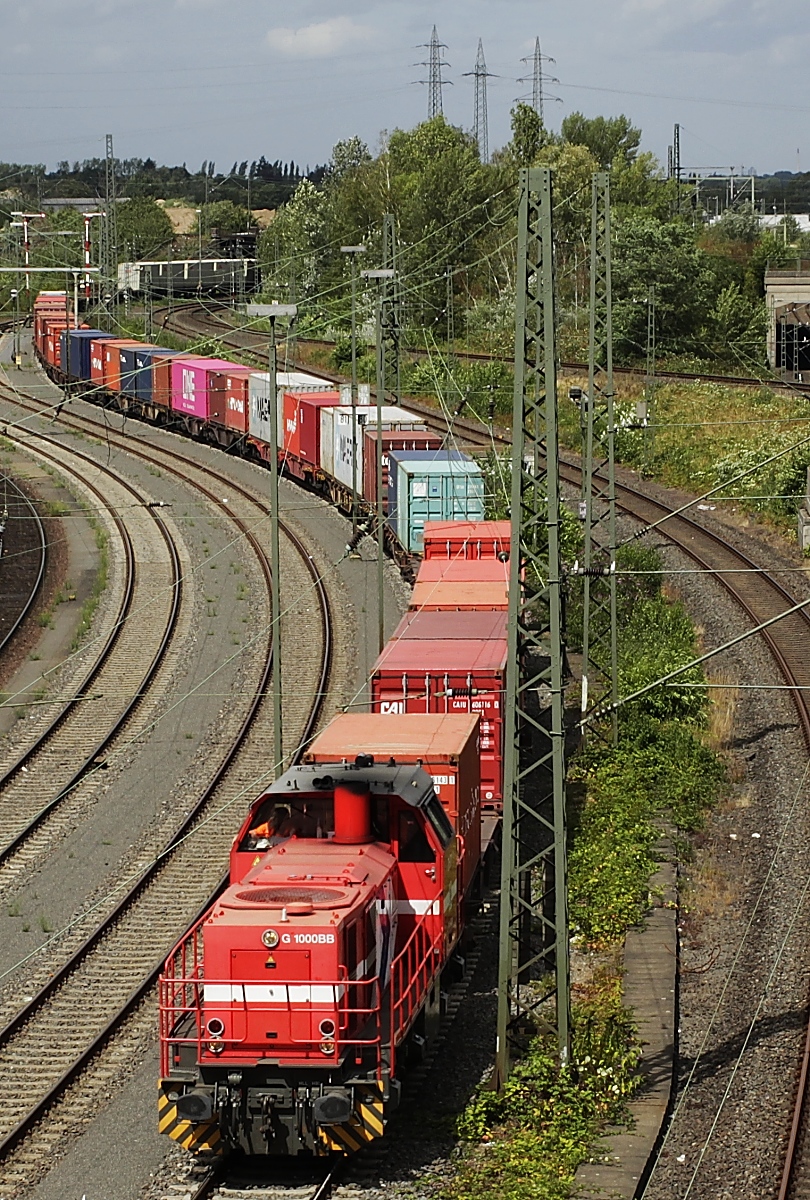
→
(44, 500, 70, 517)
(38, 915, 53, 933)
(7, 901, 21, 918)
(70, 516, 109, 651)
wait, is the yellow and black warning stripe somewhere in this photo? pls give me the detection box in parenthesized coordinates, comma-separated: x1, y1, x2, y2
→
(158, 1082, 224, 1155)
(318, 1084, 386, 1154)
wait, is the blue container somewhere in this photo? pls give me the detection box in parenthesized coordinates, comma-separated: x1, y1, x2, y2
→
(133, 348, 182, 405)
(65, 329, 112, 382)
(387, 450, 485, 553)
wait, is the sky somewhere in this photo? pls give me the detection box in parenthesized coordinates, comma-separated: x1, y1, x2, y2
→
(0, 0, 806, 180)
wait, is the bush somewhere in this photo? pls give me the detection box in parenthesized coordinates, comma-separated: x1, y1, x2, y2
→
(448, 974, 641, 1200)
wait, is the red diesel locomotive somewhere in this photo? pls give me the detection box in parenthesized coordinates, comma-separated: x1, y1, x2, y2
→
(159, 754, 475, 1156)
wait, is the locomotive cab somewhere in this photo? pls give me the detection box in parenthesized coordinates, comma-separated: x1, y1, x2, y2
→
(159, 760, 455, 1157)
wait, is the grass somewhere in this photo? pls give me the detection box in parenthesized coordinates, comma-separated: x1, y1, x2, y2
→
(559, 373, 810, 533)
(44, 499, 70, 517)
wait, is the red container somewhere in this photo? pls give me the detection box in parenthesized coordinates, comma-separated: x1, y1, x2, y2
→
(210, 368, 251, 433)
(415, 559, 510, 585)
(45, 320, 70, 368)
(410, 558, 509, 612)
(371, 638, 507, 806)
(293, 391, 342, 466)
(422, 520, 510, 560)
(304, 712, 482, 898)
(410, 580, 509, 611)
(102, 339, 140, 393)
(363, 429, 444, 509)
(89, 338, 110, 386)
(152, 355, 175, 409)
(391, 609, 507, 643)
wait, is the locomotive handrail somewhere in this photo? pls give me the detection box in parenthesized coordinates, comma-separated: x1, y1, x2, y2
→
(159, 966, 384, 1075)
(390, 905, 443, 1053)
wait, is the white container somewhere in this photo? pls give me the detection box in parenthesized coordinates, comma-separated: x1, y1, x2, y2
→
(321, 405, 427, 490)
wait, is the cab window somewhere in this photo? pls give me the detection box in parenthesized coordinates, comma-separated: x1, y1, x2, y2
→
(241, 796, 334, 850)
(398, 810, 435, 863)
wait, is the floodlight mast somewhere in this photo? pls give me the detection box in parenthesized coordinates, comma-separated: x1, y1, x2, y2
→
(249, 302, 298, 776)
(341, 245, 367, 537)
(362, 264, 397, 654)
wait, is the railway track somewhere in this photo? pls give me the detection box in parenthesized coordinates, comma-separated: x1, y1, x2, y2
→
(20, 307, 810, 1191)
(157, 301, 807, 398)
(0, 475, 46, 659)
(0, 421, 183, 898)
(163, 306, 810, 1192)
(0, 377, 335, 1196)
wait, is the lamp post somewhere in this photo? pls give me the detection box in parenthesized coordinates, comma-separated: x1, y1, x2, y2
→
(362, 268, 395, 654)
(341, 245, 366, 537)
(255, 303, 298, 776)
(196, 208, 202, 295)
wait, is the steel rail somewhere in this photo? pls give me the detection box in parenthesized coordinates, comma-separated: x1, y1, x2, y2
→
(560, 463, 810, 1198)
(0, 423, 182, 868)
(0, 387, 333, 1171)
(0, 474, 47, 658)
(158, 300, 803, 397)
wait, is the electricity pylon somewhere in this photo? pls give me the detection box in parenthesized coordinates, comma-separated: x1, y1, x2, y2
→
(99, 133, 118, 311)
(496, 167, 571, 1084)
(519, 37, 558, 124)
(464, 39, 495, 162)
(417, 26, 450, 118)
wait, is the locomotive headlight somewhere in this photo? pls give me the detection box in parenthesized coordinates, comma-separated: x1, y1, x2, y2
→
(207, 1038, 225, 1054)
(319, 1039, 336, 1055)
(207, 1017, 225, 1037)
(319, 1019, 335, 1038)
(261, 928, 280, 949)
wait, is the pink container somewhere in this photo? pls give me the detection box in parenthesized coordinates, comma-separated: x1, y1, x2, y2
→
(170, 357, 239, 420)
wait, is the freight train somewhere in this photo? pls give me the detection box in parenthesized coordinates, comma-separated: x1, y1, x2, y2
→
(31, 292, 485, 556)
(157, 542, 508, 1158)
(29, 291, 510, 1159)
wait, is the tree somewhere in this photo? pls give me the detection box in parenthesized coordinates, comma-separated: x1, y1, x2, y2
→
(535, 141, 600, 246)
(115, 198, 174, 259)
(612, 215, 718, 360)
(561, 112, 641, 169)
(328, 136, 371, 181)
(499, 101, 553, 169)
(203, 200, 251, 235)
(259, 178, 328, 298)
(712, 203, 761, 244)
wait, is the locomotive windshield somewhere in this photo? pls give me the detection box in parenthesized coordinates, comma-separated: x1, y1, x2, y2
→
(242, 793, 392, 849)
(242, 796, 334, 848)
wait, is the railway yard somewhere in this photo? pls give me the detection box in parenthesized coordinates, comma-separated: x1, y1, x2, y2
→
(0, 296, 805, 1200)
(4, 0, 810, 1190)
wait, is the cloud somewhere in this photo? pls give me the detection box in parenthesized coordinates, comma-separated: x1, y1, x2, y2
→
(266, 15, 374, 59)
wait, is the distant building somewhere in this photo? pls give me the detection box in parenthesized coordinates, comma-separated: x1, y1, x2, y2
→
(765, 265, 810, 379)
